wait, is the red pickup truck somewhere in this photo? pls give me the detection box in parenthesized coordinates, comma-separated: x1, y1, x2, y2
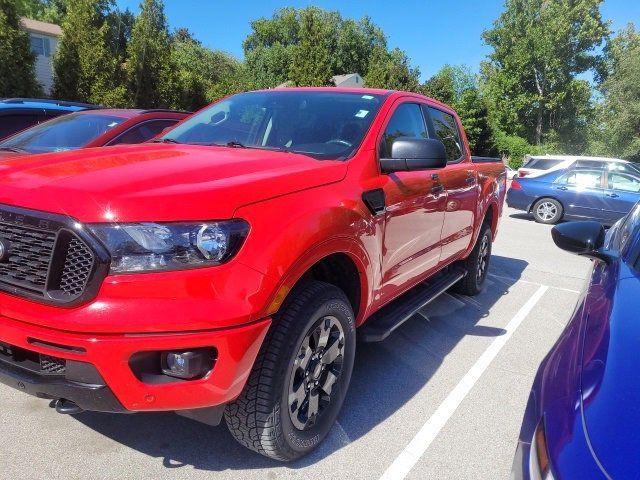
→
(0, 88, 505, 460)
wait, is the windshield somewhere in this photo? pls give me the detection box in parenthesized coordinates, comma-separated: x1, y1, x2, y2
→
(0, 113, 126, 154)
(162, 90, 385, 160)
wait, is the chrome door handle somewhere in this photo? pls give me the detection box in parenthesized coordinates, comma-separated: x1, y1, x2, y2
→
(557, 186, 568, 191)
(606, 193, 619, 198)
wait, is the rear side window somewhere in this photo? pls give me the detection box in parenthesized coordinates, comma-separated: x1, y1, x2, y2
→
(527, 158, 563, 170)
(380, 103, 428, 158)
(427, 107, 463, 162)
(0, 114, 43, 139)
(557, 170, 602, 188)
(110, 119, 178, 145)
(608, 173, 640, 193)
(574, 160, 603, 169)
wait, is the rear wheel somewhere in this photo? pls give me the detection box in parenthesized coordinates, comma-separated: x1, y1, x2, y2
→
(532, 198, 563, 224)
(224, 281, 356, 461)
(452, 223, 492, 296)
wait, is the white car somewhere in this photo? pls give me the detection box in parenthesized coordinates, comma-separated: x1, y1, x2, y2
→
(517, 155, 640, 178)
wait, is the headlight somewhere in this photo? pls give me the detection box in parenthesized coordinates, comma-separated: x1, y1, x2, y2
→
(89, 220, 249, 273)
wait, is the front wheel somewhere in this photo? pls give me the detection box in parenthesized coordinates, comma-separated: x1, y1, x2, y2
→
(532, 198, 563, 224)
(225, 281, 356, 461)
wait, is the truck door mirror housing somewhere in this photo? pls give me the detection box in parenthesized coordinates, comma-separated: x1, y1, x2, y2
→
(380, 138, 448, 173)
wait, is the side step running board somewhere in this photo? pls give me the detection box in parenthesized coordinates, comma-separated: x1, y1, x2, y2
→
(358, 267, 467, 343)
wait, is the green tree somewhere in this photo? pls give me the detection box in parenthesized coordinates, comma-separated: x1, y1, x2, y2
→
(243, 7, 415, 90)
(589, 24, 640, 160)
(52, 0, 126, 105)
(364, 46, 420, 91)
(171, 29, 243, 110)
(126, 0, 175, 108)
(421, 65, 496, 156)
(0, 0, 42, 97)
(482, 0, 608, 148)
(290, 8, 336, 86)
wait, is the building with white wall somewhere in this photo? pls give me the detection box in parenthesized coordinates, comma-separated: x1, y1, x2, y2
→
(20, 18, 62, 95)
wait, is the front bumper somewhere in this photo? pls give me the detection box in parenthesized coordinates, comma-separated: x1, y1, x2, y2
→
(0, 354, 125, 412)
(0, 314, 271, 412)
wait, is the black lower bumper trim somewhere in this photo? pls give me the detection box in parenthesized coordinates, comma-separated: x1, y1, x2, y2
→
(0, 358, 126, 413)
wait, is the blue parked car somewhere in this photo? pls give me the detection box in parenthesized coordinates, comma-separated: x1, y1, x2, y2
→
(512, 204, 640, 479)
(0, 98, 97, 140)
(507, 165, 640, 225)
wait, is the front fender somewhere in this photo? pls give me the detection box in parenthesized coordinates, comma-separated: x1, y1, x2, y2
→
(233, 183, 381, 325)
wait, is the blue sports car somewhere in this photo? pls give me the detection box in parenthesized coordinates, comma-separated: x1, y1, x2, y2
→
(506, 165, 640, 224)
(512, 203, 640, 479)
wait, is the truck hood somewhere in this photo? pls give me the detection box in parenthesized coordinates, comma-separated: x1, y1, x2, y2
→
(0, 144, 347, 222)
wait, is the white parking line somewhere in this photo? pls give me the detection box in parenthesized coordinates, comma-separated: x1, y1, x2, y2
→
(379, 285, 549, 480)
(489, 273, 581, 294)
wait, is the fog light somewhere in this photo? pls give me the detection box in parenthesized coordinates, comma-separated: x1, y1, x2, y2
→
(161, 349, 214, 379)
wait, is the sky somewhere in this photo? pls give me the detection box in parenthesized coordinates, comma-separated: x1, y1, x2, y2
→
(116, 0, 640, 81)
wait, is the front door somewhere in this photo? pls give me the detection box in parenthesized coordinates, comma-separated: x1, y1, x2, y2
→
(603, 172, 640, 223)
(552, 169, 607, 221)
(379, 101, 447, 300)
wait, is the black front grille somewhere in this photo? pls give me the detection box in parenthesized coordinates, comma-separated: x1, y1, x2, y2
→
(60, 237, 94, 297)
(0, 342, 66, 376)
(0, 205, 108, 306)
(0, 223, 56, 293)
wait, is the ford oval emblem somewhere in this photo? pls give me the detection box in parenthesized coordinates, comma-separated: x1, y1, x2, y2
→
(0, 240, 6, 261)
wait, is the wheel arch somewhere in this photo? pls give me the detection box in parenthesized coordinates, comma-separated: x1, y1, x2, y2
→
(262, 239, 373, 327)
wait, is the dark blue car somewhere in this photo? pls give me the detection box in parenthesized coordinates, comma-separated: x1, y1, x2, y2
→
(507, 165, 640, 225)
(0, 98, 97, 140)
(512, 204, 640, 479)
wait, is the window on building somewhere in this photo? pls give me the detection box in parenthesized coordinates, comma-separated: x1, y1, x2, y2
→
(29, 36, 51, 57)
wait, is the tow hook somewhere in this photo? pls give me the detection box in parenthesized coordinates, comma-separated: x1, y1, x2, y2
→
(54, 399, 84, 415)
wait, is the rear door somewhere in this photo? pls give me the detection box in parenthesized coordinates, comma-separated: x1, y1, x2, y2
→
(553, 170, 606, 220)
(379, 101, 446, 299)
(603, 172, 640, 223)
(424, 105, 477, 262)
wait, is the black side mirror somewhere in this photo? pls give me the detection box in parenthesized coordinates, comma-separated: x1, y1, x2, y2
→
(380, 137, 448, 173)
(551, 221, 615, 263)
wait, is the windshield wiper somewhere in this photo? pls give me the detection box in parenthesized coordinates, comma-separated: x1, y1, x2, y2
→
(208, 141, 291, 154)
(0, 146, 26, 153)
(151, 138, 181, 144)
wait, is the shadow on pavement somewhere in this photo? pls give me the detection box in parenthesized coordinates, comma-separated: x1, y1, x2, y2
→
(74, 255, 528, 472)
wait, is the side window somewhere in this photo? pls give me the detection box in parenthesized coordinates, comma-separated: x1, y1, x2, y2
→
(529, 159, 562, 170)
(558, 170, 602, 188)
(380, 103, 427, 158)
(607, 162, 640, 176)
(574, 160, 603, 169)
(110, 120, 178, 145)
(0, 114, 43, 139)
(427, 107, 463, 162)
(608, 173, 640, 193)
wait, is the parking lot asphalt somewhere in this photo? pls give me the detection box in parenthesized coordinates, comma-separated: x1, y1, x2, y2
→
(0, 207, 593, 480)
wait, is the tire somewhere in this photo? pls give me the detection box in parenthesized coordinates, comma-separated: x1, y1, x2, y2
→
(532, 198, 563, 224)
(451, 223, 492, 296)
(224, 281, 356, 461)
